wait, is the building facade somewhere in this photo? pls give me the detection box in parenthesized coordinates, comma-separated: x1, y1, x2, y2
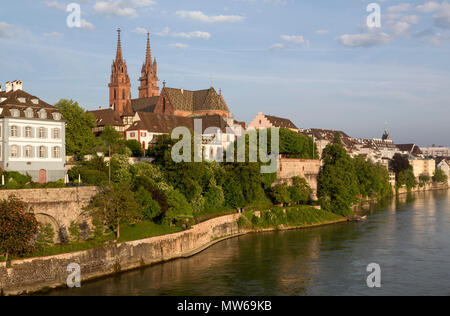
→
(248, 112, 299, 133)
(0, 81, 66, 183)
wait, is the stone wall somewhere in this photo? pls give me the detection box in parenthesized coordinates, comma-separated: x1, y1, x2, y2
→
(276, 158, 321, 199)
(0, 214, 240, 295)
(0, 187, 100, 238)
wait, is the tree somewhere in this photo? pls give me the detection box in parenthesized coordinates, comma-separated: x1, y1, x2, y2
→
(318, 137, 359, 216)
(433, 168, 448, 183)
(125, 140, 145, 157)
(398, 168, 417, 189)
(55, 99, 97, 156)
(0, 196, 39, 262)
(87, 184, 139, 241)
(135, 187, 161, 220)
(289, 176, 311, 205)
(391, 154, 411, 180)
(271, 184, 291, 206)
(101, 125, 125, 156)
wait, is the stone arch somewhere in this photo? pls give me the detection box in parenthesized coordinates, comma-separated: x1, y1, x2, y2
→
(35, 213, 60, 243)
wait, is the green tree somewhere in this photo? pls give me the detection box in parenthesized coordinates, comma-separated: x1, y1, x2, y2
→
(398, 168, 417, 189)
(0, 196, 39, 262)
(55, 99, 97, 156)
(101, 125, 125, 156)
(125, 140, 145, 157)
(289, 176, 311, 205)
(433, 168, 448, 183)
(135, 187, 161, 220)
(318, 135, 359, 216)
(87, 184, 139, 241)
(391, 154, 411, 181)
(110, 154, 132, 183)
(271, 183, 291, 206)
(35, 223, 55, 250)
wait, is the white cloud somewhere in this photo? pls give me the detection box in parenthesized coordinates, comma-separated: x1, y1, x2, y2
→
(154, 27, 211, 39)
(281, 35, 307, 44)
(171, 43, 188, 49)
(44, 31, 63, 38)
(338, 32, 392, 47)
(94, 0, 156, 18)
(269, 43, 287, 50)
(416, 1, 441, 13)
(0, 21, 17, 38)
(388, 3, 411, 13)
(132, 27, 148, 34)
(45, 1, 66, 11)
(175, 11, 244, 23)
(389, 21, 411, 36)
(315, 30, 329, 35)
(80, 19, 95, 30)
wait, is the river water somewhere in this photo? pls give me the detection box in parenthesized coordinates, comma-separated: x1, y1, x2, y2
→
(49, 190, 450, 296)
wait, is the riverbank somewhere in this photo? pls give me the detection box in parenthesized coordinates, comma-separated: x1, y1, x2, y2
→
(0, 206, 348, 296)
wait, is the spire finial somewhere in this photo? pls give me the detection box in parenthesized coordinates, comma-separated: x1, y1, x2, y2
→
(145, 31, 152, 65)
(116, 28, 123, 61)
(163, 80, 166, 88)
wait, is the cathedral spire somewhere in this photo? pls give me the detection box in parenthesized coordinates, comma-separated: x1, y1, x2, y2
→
(116, 28, 123, 62)
(145, 32, 152, 65)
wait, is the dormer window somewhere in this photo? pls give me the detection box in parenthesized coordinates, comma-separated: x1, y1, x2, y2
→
(39, 109, 47, 119)
(18, 97, 26, 103)
(31, 99, 39, 105)
(25, 108, 34, 118)
(52, 112, 61, 121)
(10, 109, 20, 118)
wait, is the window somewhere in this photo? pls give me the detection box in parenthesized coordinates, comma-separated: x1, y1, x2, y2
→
(130, 132, 135, 138)
(11, 145, 19, 158)
(53, 147, 61, 158)
(11, 126, 18, 137)
(52, 113, 61, 121)
(25, 127, 32, 138)
(39, 109, 47, 119)
(25, 108, 34, 118)
(11, 109, 20, 117)
(25, 146, 33, 158)
(39, 146, 46, 158)
(53, 128, 60, 139)
(141, 132, 147, 137)
(39, 127, 46, 139)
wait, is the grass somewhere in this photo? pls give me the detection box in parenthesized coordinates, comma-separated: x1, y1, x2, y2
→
(1, 221, 181, 262)
(241, 205, 344, 230)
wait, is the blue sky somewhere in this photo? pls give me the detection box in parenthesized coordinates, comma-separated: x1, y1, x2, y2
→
(1, 0, 449, 146)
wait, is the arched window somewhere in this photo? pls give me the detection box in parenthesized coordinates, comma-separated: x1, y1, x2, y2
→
(53, 147, 61, 158)
(39, 146, 46, 158)
(39, 127, 46, 139)
(25, 127, 32, 138)
(53, 128, 60, 139)
(10, 126, 18, 137)
(25, 146, 33, 158)
(10, 145, 19, 158)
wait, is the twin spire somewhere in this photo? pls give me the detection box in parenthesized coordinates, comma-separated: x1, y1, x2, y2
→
(114, 28, 154, 67)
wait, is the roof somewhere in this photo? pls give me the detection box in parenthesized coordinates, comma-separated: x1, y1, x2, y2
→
(88, 108, 124, 127)
(264, 115, 298, 130)
(128, 113, 232, 134)
(0, 89, 62, 120)
(164, 87, 230, 113)
(397, 144, 423, 156)
(131, 96, 159, 113)
(302, 128, 354, 147)
(0, 89, 54, 109)
(128, 113, 194, 134)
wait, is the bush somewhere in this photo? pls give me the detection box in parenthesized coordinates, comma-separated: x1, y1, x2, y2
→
(69, 221, 81, 243)
(126, 140, 145, 157)
(35, 223, 55, 251)
(135, 186, 161, 220)
(270, 184, 291, 206)
(433, 169, 448, 184)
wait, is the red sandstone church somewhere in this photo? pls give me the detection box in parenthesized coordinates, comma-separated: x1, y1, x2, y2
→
(89, 29, 245, 151)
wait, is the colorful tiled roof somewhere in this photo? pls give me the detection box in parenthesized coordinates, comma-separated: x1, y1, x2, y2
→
(164, 87, 229, 113)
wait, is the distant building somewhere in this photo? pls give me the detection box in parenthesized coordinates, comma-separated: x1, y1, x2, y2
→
(301, 128, 353, 158)
(0, 81, 66, 183)
(248, 112, 299, 133)
(421, 146, 450, 158)
(397, 144, 424, 158)
(352, 130, 401, 163)
(409, 157, 436, 179)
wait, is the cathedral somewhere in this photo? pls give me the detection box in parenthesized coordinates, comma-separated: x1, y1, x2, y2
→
(90, 29, 233, 137)
(90, 29, 244, 152)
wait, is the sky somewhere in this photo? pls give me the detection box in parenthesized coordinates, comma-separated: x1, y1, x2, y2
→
(0, 0, 449, 147)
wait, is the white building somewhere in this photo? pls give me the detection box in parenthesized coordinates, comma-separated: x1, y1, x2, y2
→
(437, 159, 450, 185)
(0, 81, 66, 183)
(421, 146, 450, 158)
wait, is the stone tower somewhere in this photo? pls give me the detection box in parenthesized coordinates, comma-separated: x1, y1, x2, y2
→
(109, 28, 131, 116)
(138, 32, 159, 98)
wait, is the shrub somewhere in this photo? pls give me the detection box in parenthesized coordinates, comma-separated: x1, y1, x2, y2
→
(135, 186, 161, 220)
(125, 140, 144, 157)
(433, 169, 448, 184)
(35, 223, 55, 250)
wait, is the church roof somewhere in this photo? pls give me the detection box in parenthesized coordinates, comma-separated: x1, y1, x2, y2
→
(163, 87, 230, 113)
(131, 96, 159, 113)
(88, 108, 124, 127)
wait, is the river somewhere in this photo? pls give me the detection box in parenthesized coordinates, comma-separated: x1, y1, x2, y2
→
(48, 190, 450, 296)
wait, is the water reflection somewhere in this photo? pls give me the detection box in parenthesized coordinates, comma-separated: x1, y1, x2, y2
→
(49, 190, 450, 296)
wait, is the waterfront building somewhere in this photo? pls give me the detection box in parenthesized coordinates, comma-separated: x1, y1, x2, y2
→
(437, 159, 450, 185)
(0, 80, 66, 183)
(409, 157, 436, 179)
(248, 112, 299, 133)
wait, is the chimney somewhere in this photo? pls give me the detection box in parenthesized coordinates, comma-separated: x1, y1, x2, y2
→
(12, 80, 23, 91)
(181, 88, 184, 95)
(0, 84, 2, 92)
(5, 81, 13, 93)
